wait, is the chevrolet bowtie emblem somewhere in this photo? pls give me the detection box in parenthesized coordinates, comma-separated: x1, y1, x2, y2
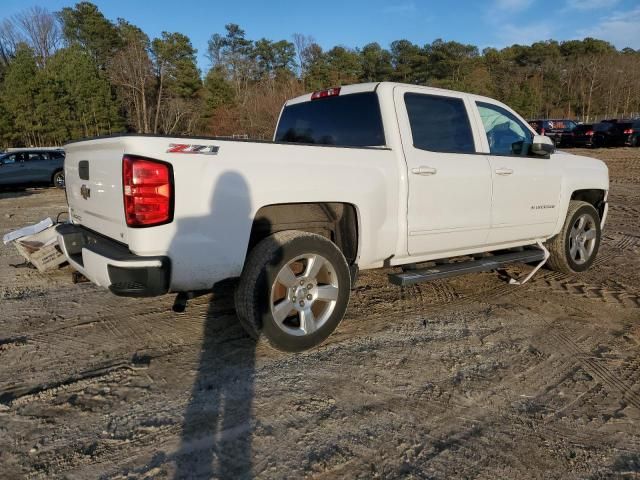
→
(80, 184, 91, 200)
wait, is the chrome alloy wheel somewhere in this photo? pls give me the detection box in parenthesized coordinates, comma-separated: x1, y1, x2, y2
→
(569, 213, 597, 265)
(270, 253, 340, 337)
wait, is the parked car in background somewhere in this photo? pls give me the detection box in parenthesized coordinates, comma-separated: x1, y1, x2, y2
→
(629, 120, 640, 147)
(0, 149, 65, 188)
(605, 119, 640, 147)
(591, 120, 639, 148)
(528, 119, 578, 147)
(572, 124, 595, 148)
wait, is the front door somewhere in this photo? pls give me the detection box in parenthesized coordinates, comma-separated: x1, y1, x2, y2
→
(0, 152, 28, 185)
(472, 101, 563, 244)
(394, 87, 492, 256)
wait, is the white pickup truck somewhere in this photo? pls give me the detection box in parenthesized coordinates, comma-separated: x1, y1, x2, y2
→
(57, 82, 609, 351)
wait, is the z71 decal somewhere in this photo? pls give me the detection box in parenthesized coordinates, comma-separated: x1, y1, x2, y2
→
(166, 144, 220, 154)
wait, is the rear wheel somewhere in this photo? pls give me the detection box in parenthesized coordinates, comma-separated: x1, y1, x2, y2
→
(52, 170, 65, 189)
(545, 200, 601, 274)
(235, 231, 351, 352)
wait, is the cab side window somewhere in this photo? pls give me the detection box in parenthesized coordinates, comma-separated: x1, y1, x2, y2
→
(477, 102, 533, 156)
(405, 93, 475, 153)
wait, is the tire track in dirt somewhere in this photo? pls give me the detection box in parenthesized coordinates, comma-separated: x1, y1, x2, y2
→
(1, 359, 133, 405)
(540, 277, 640, 309)
(546, 326, 640, 411)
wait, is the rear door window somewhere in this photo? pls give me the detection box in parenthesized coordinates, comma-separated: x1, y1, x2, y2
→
(28, 152, 48, 161)
(275, 92, 385, 147)
(404, 93, 475, 153)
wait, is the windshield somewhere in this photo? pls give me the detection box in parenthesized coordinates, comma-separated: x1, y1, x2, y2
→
(275, 92, 385, 147)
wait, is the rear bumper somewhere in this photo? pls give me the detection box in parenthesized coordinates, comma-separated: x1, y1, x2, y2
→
(56, 223, 170, 297)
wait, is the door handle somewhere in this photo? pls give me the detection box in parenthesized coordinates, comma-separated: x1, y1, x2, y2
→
(411, 166, 437, 176)
(495, 167, 514, 176)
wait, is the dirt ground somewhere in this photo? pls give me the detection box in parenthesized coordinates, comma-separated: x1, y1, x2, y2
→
(0, 148, 639, 479)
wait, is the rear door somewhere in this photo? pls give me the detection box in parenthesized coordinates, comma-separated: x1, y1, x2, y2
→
(26, 152, 52, 182)
(394, 86, 492, 255)
(471, 100, 562, 244)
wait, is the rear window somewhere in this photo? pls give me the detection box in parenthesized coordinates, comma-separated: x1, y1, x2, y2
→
(275, 92, 385, 147)
(404, 93, 475, 153)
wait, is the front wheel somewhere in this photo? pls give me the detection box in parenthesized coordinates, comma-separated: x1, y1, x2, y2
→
(52, 170, 65, 189)
(235, 231, 351, 352)
(545, 200, 601, 274)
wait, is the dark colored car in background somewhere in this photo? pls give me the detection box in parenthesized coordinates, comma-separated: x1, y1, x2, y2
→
(528, 119, 578, 147)
(605, 119, 640, 147)
(628, 120, 640, 147)
(0, 149, 65, 188)
(592, 120, 640, 148)
(571, 124, 595, 148)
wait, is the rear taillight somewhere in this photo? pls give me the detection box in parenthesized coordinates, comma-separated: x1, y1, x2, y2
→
(540, 128, 545, 135)
(623, 128, 633, 134)
(123, 155, 173, 227)
(311, 87, 341, 100)
(586, 130, 594, 136)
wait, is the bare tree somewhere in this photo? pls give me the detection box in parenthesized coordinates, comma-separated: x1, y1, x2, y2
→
(15, 7, 61, 66)
(0, 18, 23, 65)
(108, 40, 154, 133)
(292, 33, 314, 78)
(0, 7, 61, 67)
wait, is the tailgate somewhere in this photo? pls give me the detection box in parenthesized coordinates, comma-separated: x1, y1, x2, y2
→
(64, 138, 128, 244)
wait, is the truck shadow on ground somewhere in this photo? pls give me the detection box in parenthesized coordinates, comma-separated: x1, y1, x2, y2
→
(173, 171, 266, 479)
(174, 286, 257, 479)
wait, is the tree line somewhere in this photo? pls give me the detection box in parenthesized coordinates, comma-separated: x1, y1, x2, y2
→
(0, 2, 639, 147)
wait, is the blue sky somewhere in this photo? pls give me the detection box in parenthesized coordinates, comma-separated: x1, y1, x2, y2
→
(2, 0, 640, 71)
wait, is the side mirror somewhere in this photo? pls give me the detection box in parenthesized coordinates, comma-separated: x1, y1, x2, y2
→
(531, 134, 555, 157)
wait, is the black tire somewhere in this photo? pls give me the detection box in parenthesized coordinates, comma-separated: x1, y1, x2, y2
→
(234, 230, 351, 352)
(52, 170, 65, 189)
(545, 200, 601, 274)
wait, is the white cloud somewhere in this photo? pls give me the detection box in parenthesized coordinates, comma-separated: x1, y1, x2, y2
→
(565, 0, 620, 10)
(579, 6, 640, 49)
